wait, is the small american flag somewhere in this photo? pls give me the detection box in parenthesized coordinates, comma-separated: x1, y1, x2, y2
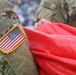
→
(0, 26, 27, 54)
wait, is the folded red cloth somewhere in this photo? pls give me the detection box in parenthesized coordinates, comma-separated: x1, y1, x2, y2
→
(23, 22, 76, 75)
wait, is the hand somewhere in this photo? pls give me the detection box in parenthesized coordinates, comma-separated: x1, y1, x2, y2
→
(33, 19, 51, 29)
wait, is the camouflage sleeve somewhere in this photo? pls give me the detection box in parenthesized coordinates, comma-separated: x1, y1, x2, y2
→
(66, 0, 76, 27)
(0, 56, 16, 75)
(36, 0, 68, 24)
(66, 0, 76, 19)
(0, 0, 20, 37)
(0, 1, 38, 75)
(0, 0, 14, 12)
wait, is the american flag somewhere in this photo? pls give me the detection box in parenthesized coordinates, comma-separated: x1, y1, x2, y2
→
(0, 26, 26, 54)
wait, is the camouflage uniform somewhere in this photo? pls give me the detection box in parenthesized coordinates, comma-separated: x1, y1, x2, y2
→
(0, 0, 38, 75)
(36, 0, 76, 27)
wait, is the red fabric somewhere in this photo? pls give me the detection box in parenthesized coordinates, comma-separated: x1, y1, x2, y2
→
(23, 22, 76, 75)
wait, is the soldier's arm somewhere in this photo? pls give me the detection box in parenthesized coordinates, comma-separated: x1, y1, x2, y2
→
(35, 0, 76, 27)
(35, 0, 68, 23)
(0, 0, 38, 75)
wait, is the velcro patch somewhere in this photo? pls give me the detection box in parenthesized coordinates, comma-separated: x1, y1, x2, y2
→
(0, 24, 27, 54)
(42, 1, 56, 10)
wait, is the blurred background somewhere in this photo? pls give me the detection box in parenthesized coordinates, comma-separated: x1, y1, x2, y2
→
(11, 0, 41, 28)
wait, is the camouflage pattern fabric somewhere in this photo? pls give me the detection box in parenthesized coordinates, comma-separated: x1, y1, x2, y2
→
(0, 0, 38, 75)
(0, 0, 14, 13)
(66, 0, 76, 27)
(36, 0, 76, 27)
(0, 56, 16, 75)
